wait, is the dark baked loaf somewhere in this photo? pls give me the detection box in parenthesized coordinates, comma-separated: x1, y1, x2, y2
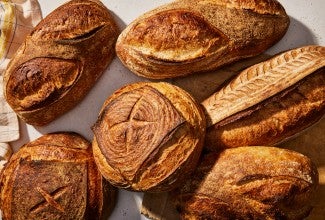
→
(174, 146, 319, 220)
(92, 82, 206, 192)
(0, 132, 117, 220)
(3, 0, 119, 126)
(202, 45, 325, 151)
(116, 0, 289, 79)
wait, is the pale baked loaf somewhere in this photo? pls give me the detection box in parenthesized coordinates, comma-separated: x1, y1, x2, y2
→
(92, 82, 206, 192)
(0, 132, 117, 220)
(116, 0, 289, 79)
(174, 146, 319, 220)
(3, 0, 119, 126)
(202, 45, 325, 151)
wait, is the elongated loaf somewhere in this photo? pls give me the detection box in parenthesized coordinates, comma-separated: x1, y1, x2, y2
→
(202, 45, 325, 151)
(92, 82, 206, 192)
(3, 0, 119, 126)
(0, 132, 117, 220)
(116, 0, 289, 79)
(174, 146, 319, 220)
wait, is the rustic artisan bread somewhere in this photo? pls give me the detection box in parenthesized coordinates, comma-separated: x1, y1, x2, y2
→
(0, 132, 116, 220)
(202, 45, 325, 151)
(3, 0, 119, 126)
(174, 146, 319, 220)
(92, 82, 206, 192)
(116, 0, 289, 79)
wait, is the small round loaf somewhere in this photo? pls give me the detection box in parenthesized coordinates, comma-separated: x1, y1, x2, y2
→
(0, 132, 116, 220)
(3, 0, 119, 126)
(174, 146, 319, 220)
(92, 82, 206, 192)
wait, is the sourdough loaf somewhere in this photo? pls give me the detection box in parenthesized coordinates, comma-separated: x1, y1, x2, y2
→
(174, 146, 319, 220)
(0, 132, 116, 220)
(116, 0, 289, 79)
(92, 82, 206, 192)
(3, 0, 119, 126)
(202, 45, 325, 150)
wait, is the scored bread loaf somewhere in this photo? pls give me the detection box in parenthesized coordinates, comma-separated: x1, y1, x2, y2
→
(0, 132, 117, 220)
(92, 82, 206, 192)
(202, 45, 325, 151)
(174, 146, 319, 220)
(116, 0, 289, 79)
(3, 0, 119, 126)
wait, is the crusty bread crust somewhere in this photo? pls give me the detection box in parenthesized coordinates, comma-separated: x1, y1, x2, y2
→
(202, 46, 325, 150)
(0, 132, 117, 220)
(174, 146, 319, 220)
(92, 82, 206, 192)
(3, 0, 119, 126)
(116, 0, 289, 79)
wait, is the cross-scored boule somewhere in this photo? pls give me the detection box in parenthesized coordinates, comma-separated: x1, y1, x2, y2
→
(0, 132, 116, 220)
(92, 82, 206, 192)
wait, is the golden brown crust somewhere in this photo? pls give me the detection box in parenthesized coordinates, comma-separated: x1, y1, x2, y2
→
(3, 0, 119, 126)
(92, 82, 206, 192)
(174, 146, 319, 220)
(202, 45, 325, 151)
(116, 0, 289, 79)
(0, 132, 116, 220)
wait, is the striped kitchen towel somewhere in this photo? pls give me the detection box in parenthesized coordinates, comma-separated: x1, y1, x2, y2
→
(0, 0, 42, 143)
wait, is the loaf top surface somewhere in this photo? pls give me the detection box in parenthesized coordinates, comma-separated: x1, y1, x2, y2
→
(116, 0, 289, 78)
(119, 0, 288, 55)
(31, 0, 114, 41)
(92, 82, 206, 191)
(182, 146, 318, 190)
(202, 45, 325, 126)
(0, 133, 106, 220)
(4, 0, 118, 111)
(196, 0, 287, 15)
(175, 146, 319, 219)
(3, 0, 119, 126)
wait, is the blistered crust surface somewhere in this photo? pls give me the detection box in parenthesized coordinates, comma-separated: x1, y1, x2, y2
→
(93, 86, 186, 182)
(203, 46, 325, 150)
(93, 82, 206, 191)
(206, 69, 325, 150)
(124, 10, 228, 62)
(175, 146, 318, 219)
(203, 46, 325, 126)
(6, 58, 80, 111)
(0, 133, 116, 220)
(198, 0, 287, 15)
(31, 0, 111, 41)
(116, 0, 289, 78)
(12, 160, 87, 219)
(3, 0, 119, 125)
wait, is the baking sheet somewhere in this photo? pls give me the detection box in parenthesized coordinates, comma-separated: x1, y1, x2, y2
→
(10, 0, 325, 219)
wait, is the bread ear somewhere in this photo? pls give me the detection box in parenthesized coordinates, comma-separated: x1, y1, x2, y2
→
(116, 0, 289, 79)
(3, 0, 119, 126)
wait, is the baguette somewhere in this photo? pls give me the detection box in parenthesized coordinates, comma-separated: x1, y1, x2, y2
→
(202, 45, 325, 151)
(174, 146, 319, 220)
(116, 0, 289, 79)
(0, 132, 117, 220)
(92, 82, 206, 192)
(3, 0, 119, 126)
